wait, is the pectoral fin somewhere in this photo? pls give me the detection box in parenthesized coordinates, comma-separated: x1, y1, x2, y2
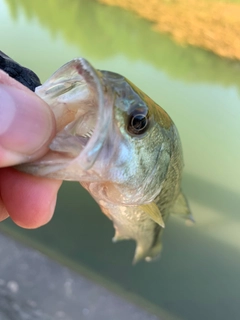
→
(140, 202, 165, 228)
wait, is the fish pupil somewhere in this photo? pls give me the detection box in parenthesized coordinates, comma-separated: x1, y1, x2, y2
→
(128, 113, 148, 135)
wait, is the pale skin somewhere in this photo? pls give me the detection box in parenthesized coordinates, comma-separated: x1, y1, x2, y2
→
(0, 70, 62, 228)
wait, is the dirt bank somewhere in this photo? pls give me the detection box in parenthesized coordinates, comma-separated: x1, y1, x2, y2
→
(98, 0, 240, 60)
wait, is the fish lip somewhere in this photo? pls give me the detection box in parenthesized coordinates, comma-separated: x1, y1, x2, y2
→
(70, 58, 112, 170)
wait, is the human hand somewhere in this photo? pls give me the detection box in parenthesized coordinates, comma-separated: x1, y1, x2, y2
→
(0, 70, 62, 228)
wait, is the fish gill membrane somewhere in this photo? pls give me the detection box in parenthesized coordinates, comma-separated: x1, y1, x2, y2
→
(18, 58, 193, 263)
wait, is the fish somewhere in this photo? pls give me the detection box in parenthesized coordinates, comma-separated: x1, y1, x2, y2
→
(18, 58, 193, 263)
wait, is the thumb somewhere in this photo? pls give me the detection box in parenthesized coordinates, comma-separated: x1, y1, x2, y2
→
(0, 74, 55, 167)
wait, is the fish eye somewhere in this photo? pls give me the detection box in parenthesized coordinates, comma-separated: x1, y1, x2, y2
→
(128, 111, 149, 135)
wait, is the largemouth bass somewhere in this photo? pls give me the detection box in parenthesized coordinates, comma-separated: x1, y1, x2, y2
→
(14, 58, 192, 263)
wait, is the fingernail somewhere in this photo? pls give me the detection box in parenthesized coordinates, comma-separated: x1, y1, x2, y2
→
(0, 84, 55, 166)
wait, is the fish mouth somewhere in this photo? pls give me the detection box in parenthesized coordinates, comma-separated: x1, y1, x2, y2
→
(18, 58, 112, 179)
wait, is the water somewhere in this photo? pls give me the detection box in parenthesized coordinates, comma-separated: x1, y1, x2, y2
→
(1, 0, 240, 319)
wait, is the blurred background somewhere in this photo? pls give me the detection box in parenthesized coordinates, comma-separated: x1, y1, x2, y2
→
(0, 0, 240, 319)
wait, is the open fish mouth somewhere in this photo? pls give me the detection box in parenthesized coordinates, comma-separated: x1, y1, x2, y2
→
(19, 58, 113, 179)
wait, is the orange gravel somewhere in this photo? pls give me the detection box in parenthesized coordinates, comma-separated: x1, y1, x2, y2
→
(97, 0, 240, 60)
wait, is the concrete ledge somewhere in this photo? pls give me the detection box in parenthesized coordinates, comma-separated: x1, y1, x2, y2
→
(0, 232, 159, 320)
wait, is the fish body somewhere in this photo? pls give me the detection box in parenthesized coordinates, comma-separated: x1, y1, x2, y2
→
(19, 58, 192, 263)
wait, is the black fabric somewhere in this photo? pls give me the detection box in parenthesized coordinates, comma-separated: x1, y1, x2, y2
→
(0, 51, 41, 91)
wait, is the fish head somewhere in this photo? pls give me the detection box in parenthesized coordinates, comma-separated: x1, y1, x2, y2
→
(19, 58, 177, 206)
(92, 70, 176, 206)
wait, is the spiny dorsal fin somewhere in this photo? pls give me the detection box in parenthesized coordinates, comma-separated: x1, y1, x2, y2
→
(171, 191, 194, 225)
(140, 202, 165, 228)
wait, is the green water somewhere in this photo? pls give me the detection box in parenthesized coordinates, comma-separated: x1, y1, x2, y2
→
(1, 0, 240, 319)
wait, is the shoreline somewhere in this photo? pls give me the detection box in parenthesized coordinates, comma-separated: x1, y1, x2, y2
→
(98, 0, 240, 61)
